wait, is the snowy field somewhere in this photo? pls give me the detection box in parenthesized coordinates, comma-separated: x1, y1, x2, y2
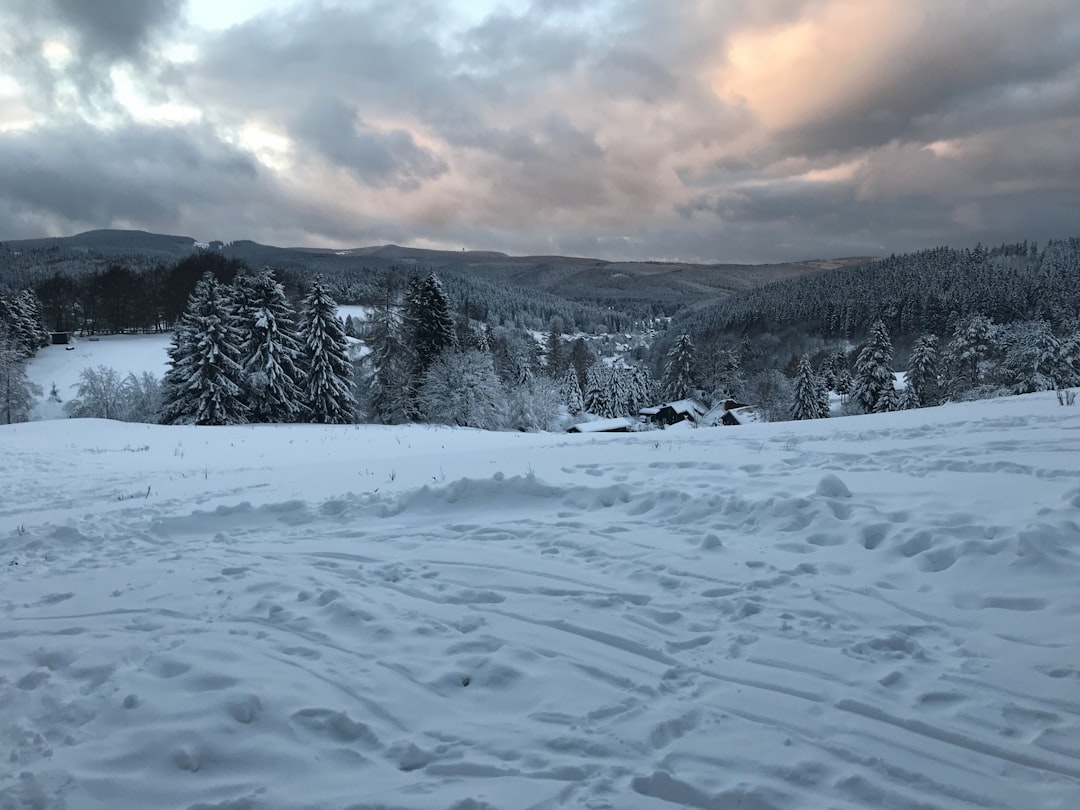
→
(28, 334, 172, 420)
(2, 394, 1079, 809)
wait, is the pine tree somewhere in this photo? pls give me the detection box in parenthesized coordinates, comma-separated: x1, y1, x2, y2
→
(492, 326, 536, 388)
(16, 291, 50, 353)
(363, 274, 412, 425)
(159, 310, 199, 424)
(234, 269, 305, 423)
(299, 277, 356, 424)
(834, 368, 852, 400)
(569, 337, 597, 395)
(945, 313, 995, 392)
(896, 382, 921, 410)
(791, 355, 826, 420)
(1, 291, 49, 358)
(0, 337, 41, 424)
(544, 316, 565, 379)
(584, 362, 617, 418)
(159, 273, 248, 425)
(1058, 330, 1080, 388)
(405, 272, 455, 375)
(559, 367, 584, 415)
(626, 364, 659, 413)
(905, 334, 940, 407)
(851, 320, 896, 414)
(661, 333, 696, 401)
(815, 372, 831, 417)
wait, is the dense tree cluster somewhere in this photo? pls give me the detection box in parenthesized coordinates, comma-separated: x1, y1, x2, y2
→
(675, 240, 1080, 351)
(2, 242, 631, 338)
(0, 290, 48, 423)
(151, 271, 354, 425)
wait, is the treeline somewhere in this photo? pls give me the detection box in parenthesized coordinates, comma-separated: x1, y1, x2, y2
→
(1, 244, 635, 337)
(673, 239, 1080, 353)
(50, 267, 671, 431)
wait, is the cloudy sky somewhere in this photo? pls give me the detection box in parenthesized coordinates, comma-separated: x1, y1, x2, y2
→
(1, 0, 1078, 262)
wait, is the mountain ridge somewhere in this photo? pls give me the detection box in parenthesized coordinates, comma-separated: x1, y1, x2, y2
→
(2, 229, 877, 312)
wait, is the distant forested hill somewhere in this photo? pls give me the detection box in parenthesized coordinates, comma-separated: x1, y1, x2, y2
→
(672, 240, 1080, 349)
(0, 238, 634, 335)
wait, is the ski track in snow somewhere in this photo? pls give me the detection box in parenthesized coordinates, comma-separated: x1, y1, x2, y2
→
(2, 397, 1080, 809)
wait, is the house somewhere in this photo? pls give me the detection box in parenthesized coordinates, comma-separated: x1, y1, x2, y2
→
(639, 398, 708, 428)
(702, 399, 761, 426)
(567, 416, 639, 433)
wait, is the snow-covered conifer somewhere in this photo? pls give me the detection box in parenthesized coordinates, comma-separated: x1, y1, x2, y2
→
(363, 274, 412, 425)
(584, 362, 617, 418)
(851, 320, 895, 414)
(626, 364, 658, 414)
(944, 313, 995, 392)
(298, 277, 356, 424)
(0, 338, 41, 424)
(791, 355, 826, 420)
(159, 274, 248, 425)
(905, 334, 940, 407)
(559, 367, 584, 415)
(661, 333, 696, 401)
(234, 269, 305, 423)
(544, 317, 565, 379)
(405, 273, 455, 375)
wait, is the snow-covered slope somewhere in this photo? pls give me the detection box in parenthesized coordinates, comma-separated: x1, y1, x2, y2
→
(2, 396, 1079, 809)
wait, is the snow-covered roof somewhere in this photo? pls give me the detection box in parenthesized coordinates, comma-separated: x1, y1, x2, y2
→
(726, 406, 762, 425)
(701, 401, 759, 426)
(568, 417, 637, 433)
(640, 399, 707, 418)
(665, 398, 707, 416)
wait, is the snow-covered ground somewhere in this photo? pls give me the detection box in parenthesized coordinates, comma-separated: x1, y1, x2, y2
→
(2, 395, 1079, 809)
(28, 335, 172, 420)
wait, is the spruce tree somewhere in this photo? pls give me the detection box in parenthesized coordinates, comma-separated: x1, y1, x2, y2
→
(159, 309, 199, 424)
(896, 382, 921, 410)
(584, 362, 616, 418)
(234, 269, 305, 423)
(815, 371, 832, 418)
(492, 326, 536, 389)
(559, 367, 584, 415)
(791, 355, 826, 420)
(626, 364, 659, 413)
(544, 316, 565, 379)
(905, 334, 940, 407)
(945, 314, 995, 392)
(661, 333, 696, 401)
(1, 291, 50, 358)
(364, 273, 412, 425)
(569, 337, 597, 395)
(406, 272, 455, 374)
(159, 273, 248, 425)
(299, 277, 356, 424)
(851, 320, 896, 414)
(0, 337, 41, 424)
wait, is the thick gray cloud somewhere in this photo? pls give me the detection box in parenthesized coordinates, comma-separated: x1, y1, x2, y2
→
(0, 120, 262, 237)
(0, 0, 183, 110)
(289, 99, 448, 190)
(0, 0, 1078, 262)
